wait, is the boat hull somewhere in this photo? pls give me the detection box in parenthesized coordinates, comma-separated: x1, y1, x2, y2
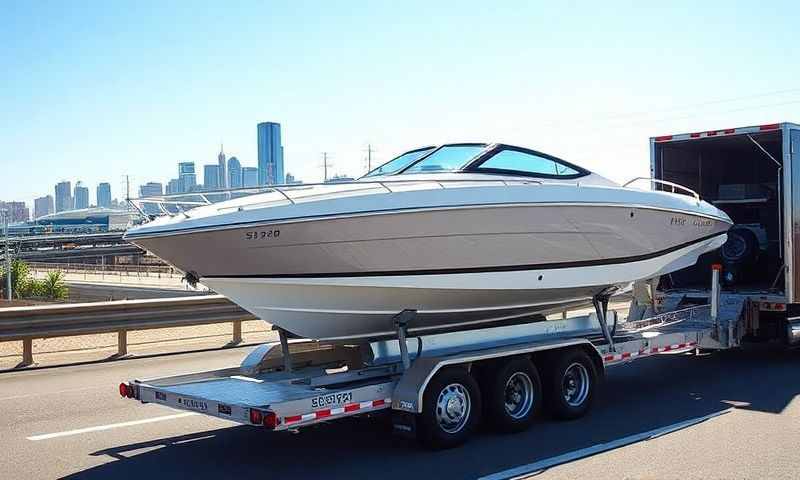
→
(202, 234, 727, 340)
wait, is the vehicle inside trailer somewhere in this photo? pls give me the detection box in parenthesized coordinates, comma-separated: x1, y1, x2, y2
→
(654, 130, 784, 293)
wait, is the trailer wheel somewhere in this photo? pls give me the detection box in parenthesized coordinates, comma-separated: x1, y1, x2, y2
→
(484, 357, 542, 433)
(417, 368, 481, 449)
(544, 349, 597, 420)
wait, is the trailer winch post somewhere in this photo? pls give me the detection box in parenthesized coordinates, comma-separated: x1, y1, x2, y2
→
(393, 309, 416, 371)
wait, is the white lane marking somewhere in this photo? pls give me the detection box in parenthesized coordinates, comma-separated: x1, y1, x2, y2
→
(27, 412, 198, 441)
(0, 385, 107, 402)
(479, 409, 731, 480)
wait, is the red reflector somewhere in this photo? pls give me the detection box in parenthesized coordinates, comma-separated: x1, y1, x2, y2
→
(711, 263, 722, 271)
(654, 135, 673, 142)
(707, 130, 718, 136)
(263, 411, 278, 429)
(759, 123, 780, 131)
(372, 399, 386, 407)
(723, 128, 735, 134)
(284, 415, 302, 424)
(690, 132, 701, 138)
(249, 409, 263, 425)
(344, 403, 359, 413)
(316, 409, 332, 419)
(119, 383, 128, 398)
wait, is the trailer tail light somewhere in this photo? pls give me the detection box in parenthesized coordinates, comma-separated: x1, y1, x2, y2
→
(249, 408, 263, 425)
(263, 411, 278, 429)
(759, 302, 786, 311)
(119, 383, 128, 398)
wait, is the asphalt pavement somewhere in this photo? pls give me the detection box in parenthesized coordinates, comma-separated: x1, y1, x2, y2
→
(0, 344, 798, 479)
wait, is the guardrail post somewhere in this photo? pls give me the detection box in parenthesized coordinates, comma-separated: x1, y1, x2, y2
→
(117, 330, 128, 357)
(21, 338, 34, 367)
(232, 320, 242, 344)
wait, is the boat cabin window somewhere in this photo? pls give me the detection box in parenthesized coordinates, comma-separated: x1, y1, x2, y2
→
(474, 149, 583, 178)
(401, 144, 486, 174)
(364, 147, 435, 177)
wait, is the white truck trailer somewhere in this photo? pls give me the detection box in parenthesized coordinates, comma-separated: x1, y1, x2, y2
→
(119, 122, 800, 449)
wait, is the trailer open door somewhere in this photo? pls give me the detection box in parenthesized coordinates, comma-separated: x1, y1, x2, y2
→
(791, 129, 800, 303)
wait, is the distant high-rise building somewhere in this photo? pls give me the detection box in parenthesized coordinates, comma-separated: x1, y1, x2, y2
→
(96, 182, 112, 208)
(166, 178, 182, 195)
(285, 172, 301, 184)
(34, 195, 54, 219)
(55, 181, 72, 212)
(139, 182, 163, 197)
(179, 162, 197, 192)
(203, 165, 221, 191)
(257, 122, 284, 185)
(73, 182, 89, 210)
(241, 167, 259, 187)
(227, 156, 242, 189)
(218, 145, 227, 189)
(0, 201, 30, 223)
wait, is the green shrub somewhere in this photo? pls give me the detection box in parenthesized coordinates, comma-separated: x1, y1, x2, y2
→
(0, 259, 31, 299)
(41, 271, 68, 300)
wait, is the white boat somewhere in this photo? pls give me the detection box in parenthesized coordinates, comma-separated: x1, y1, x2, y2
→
(124, 143, 732, 340)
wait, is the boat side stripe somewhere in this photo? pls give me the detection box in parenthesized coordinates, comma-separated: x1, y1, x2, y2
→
(203, 233, 726, 279)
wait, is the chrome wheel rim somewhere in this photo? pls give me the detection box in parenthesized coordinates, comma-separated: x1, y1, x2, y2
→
(563, 363, 590, 407)
(435, 383, 471, 434)
(504, 372, 535, 419)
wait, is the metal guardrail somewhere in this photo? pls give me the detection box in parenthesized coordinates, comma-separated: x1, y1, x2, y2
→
(0, 295, 257, 367)
(29, 262, 179, 276)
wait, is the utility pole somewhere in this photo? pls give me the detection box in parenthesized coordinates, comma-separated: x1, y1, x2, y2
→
(2, 210, 10, 301)
(367, 144, 373, 171)
(321, 152, 332, 182)
(125, 175, 131, 210)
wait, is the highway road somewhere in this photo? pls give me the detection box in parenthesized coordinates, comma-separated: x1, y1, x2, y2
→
(0, 345, 798, 479)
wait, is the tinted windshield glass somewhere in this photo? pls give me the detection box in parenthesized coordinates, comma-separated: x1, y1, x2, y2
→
(401, 145, 486, 174)
(476, 149, 581, 177)
(364, 148, 434, 177)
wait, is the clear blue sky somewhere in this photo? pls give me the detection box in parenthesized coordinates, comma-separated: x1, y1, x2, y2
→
(2, 0, 799, 208)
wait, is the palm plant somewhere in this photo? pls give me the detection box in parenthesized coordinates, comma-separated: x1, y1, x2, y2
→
(41, 271, 68, 300)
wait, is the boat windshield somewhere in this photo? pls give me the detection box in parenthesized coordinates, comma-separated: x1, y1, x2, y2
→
(401, 144, 486, 174)
(363, 147, 435, 177)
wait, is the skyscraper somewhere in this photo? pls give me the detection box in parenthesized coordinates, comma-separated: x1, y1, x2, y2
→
(166, 178, 182, 195)
(257, 122, 284, 185)
(203, 165, 221, 191)
(74, 182, 89, 209)
(0, 201, 30, 222)
(179, 162, 197, 192)
(34, 195, 54, 219)
(228, 156, 242, 189)
(139, 182, 163, 197)
(241, 167, 259, 187)
(218, 145, 227, 189)
(55, 181, 72, 212)
(97, 182, 112, 208)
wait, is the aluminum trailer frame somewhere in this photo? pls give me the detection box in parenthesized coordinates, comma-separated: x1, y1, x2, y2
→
(121, 286, 736, 436)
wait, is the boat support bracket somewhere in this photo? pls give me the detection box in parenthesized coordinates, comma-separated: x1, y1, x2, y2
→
(593, 289, 616, 352)
(393, 309, 417, 371)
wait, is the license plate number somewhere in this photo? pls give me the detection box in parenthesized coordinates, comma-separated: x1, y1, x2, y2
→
(311, 391, 353, 409)
(178, 397, 208, 411)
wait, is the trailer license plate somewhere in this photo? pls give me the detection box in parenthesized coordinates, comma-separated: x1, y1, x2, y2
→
(178, 397, 208, 411)
(311, 391, 353, 409)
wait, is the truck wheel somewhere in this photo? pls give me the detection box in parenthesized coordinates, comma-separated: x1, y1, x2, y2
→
(417, 368, 482, 449)
(484, 357, 542, 433)
(544, 349, 597, 420)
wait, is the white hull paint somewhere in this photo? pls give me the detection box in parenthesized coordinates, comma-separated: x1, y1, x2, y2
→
(203, 234, 726, 340)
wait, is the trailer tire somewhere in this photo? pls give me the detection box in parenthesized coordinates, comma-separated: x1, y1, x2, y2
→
(417, 368, 481, 449)
(484, 357, 542, 433)
(544, 349, 597, 420)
